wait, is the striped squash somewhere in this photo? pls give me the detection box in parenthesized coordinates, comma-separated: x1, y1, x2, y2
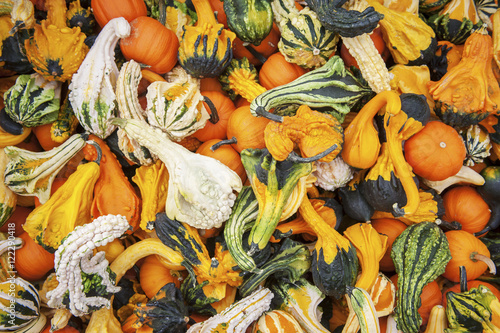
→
(345, 286, 380, 333)
(253, 310, 304, 333)
(0, 277, 41, 331)
(0, 150, 16, 228)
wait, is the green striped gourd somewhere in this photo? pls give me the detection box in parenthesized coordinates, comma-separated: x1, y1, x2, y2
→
(224, 0, 274, 45)
(391, 222, 451, 333)
(250, 56, 373, 123)
(345, 286, 380, 333)
(0, 277, 41, 331)
(0, 150, 16, 228)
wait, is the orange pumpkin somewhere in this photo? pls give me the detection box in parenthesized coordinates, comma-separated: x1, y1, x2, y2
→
(200, 77, 226, 94)
(259, 52, 307, 90)
(120, 16, 179, 74)
(15, 231, 55, 281)
(139, 255, 183, 299)
(32, 123, 62, 151)
(196, 139, 247, 183)
(225, 105, 270, 153)
(443, 230, 495, 282)
(441, 186, 491, 234)
(91, 0, 147, 28)
(193, 91, 236, 142)
(404, 120, 466, 181)
(371, 218, 407, 272)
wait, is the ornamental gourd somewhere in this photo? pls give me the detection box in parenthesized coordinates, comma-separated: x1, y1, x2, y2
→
(224, 0, 273, 46)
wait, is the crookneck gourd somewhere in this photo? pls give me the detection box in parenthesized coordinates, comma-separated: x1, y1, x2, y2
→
(298, 193, 358, 299)
(24, 0, 89, 82)
(69, 17, 131, 139)
(250, 56, 374, 123)
(391, 222, 451, 333)
(3, 72, 62, 128)
(3, 133, 87, 204)
(426, 0, 483, 45)
(367, 0, 437, 66)
(428, 26, 500, 128)
(178, 0, 236, 78)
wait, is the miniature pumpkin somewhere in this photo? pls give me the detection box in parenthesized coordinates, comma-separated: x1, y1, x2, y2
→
(232, 27, 280, 66)
(442, 186, 491, 234)
(225, 105, 270, 153)
(443, 230, 496, 282)
(196, 139, 247, 183)
(259, 52, 307, 90)
(15, 231, 55, 281)
(404, 120, 466, 181)
(193, 91, 236, 142)
(120, 16, 179, 74)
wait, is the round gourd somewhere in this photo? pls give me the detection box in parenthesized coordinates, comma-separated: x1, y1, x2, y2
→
(226, 105, 270, 153)
(196, 139, 247, 183)
(91, 0, 147, 28)
(120, 17, 179, 74)
(193, 91, 236, 142)
(15, 232, 55, 281)
(252, 310, 304, 333)
(441, 186, 491, 234)
(404, 120, 466, 181)
(259, 52, 307, 90)
(443, 230, 494, 282)
(139, 255, 182, 299)
(0, 278, 40, 330)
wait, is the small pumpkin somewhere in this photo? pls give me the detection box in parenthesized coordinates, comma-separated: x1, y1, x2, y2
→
(404, 120, 466, 181)
(196, 139, 247, 183)
(91, 0, 147, 28)
(231, 26, 280, 66)
(443, 230, 496, 282)
(441, 185, 491, 234)
(120, 16, 179, 74)
(193, 91, 236, 142)
(259, 52, 307, 90)
(15, 231, 55, 281)
(225, 105, 270, 153)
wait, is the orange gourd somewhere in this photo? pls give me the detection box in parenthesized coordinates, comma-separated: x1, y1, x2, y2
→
(259, 52, 307, 90)
(91, 0, 147, 28)
(32, 123, 62, 151)
(443, 230, 495, 282)
(83, 135, 141, 232)
(34, 178, 67, 207)
(196, 139, 247, 183)
(404, 120, 466, 181)
(232, 26, 280, 66)
(371, 218, 408, 272)
(193, 91, 236, 142)
(441, 186, 491, 234)
(139, 255, 182, 299)
(120, 16, 179, 74)
(225, 105, 270, 153)
(15, 231, 55, 281)
(442, 280, 500, 307)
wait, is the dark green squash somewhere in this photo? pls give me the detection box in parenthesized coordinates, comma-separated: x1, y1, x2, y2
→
(479, 232, 500, 274)
(391, 222, 451, 333)
(133, 283, 189, 333)
(338, 170, 374, 222)
(0, 27, 33, 74)
(305, 0, 383, 38)
(180, 276, 218, 316)
(224, 0, 273, 45)
(446, 283, 500, 332)
(66, 0, 96, 35)
(0, 278, 41, 331)
(250, 56, 374, 123)
(474, 166, 500, 236)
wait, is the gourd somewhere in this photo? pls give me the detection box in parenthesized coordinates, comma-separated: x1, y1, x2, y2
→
(344, 286, 381, 333)
(251, 56, 374, 123)
(232, 27, 280, 66)
(240, 148, 312, 255)
(83, 135, 141, 232)
(15, 231, 54, 281)
(441, 186, 490, 234)
(21, 143, 100, 252)
(460, 125, 492, 166)
(224, 0, 273, 46)
(0, 149, 16, 227)
(313, 155, 354, 192)
(196, 139, 247, 183)
(370, 218, 407, 272)
(130, 283, 189, 333)
(422, 165, 485, 194)
(3, 73, 62, 128)
(305, 0, 382, 38)
(69, 17, 131, 139)
(145, 66, 211, 142)
(404, 121, 466, 181)
(391, 222, 451, 333)
(276, 6, 339, 69)
(3, 133, 87, 204)
(91, 0, 147, 28)
(112, 117, 242, 229)
(0, 277, 42, 331)
(48, 97, 79, 145)
(131, 160, 169, 232)
(178, 0, 236, 78)
(338, 170, 375, 222)
(252, 310, 305, 333)
(298, 193, 358, 299)
(428, 41, 464, 81)
(24, 0, 88, 82)
(475, 166, 500, 236)
(427, 26, 500, 128)
(218, 57, 267, 102)
(139, 256, 182, 299)
(193, 91, 236, 142)
(423, 305, 448, 333)
(259, 52, 307, 90)
(426, 0, 482, 45)
(120, 16, 178, 75)
(443, 230, 496, 282)
(66, 0, 95, 35)
(388, 65, 435, 111)
(367, 0, 437, 66)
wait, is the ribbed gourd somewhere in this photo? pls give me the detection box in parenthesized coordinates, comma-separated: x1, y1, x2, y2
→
(460, 125, 492, 166)
(391, 222, 451, 333)
(0, 149, 16, 228)
(224, 0, 273, 46)
(0, 278, 42, 331)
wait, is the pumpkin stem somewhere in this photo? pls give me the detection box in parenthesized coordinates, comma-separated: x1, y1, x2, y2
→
(158, 0, 167, 26)
(435, 219, 462, 231)
(85, 140, 103, 165)
(254, 106, 283, 122)
(210, 137, 237, 151)
(203, 95, 219, 124)
(459, 266, 468, 293)
(472, 253, 497, 275)
(288, 143, 338, 163)
(244, 44, 268, 64)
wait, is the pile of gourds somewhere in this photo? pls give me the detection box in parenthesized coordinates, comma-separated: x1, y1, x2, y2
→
(0, 0, 500, 332)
